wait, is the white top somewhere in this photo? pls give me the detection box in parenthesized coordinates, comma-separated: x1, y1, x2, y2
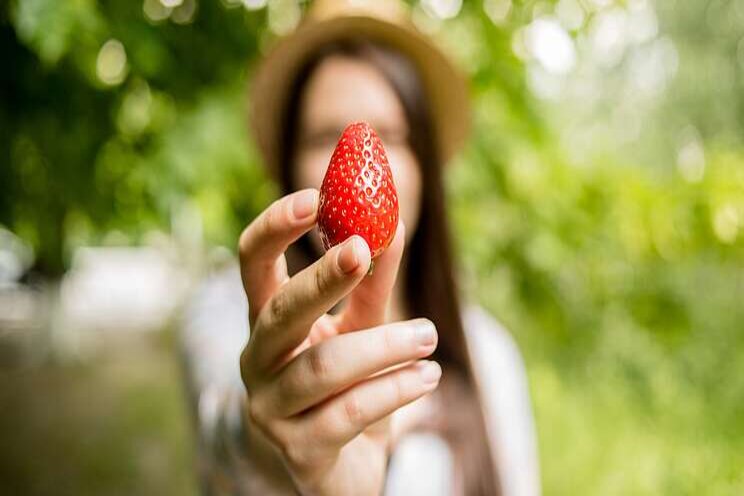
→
(180, 263, 541, 495)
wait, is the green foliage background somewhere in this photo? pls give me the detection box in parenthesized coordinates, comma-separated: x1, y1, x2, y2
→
(2, 0, 744, 494)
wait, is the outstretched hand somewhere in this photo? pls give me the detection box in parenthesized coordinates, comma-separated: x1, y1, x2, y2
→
(238, 188, 440, 496)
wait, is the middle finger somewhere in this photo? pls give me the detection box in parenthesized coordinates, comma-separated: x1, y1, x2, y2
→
(267, 318, 438, 417)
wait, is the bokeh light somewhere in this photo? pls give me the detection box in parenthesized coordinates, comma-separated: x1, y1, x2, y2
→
(96, 39, 128, 86)
(421, 0, 462, 20)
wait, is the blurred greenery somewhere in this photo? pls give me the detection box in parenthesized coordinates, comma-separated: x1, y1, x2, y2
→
(2, 0, 744, 494)
(0, 331, 198, 496)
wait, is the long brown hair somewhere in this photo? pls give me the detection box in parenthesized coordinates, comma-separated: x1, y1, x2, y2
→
(276, 40, 500, 496)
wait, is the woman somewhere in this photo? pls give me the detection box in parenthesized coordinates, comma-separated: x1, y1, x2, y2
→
(180, 1, 540, 495)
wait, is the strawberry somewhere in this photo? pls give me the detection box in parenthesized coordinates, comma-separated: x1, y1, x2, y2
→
(317, 122, 399, 260)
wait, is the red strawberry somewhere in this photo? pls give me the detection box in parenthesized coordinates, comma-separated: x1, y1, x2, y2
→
(317, 122, 399, 259)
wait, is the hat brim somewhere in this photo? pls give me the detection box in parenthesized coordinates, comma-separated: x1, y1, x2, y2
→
(248, 15, 471, 175)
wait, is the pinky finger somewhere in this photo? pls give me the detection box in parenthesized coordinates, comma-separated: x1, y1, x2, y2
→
(300, 360, 442, 450)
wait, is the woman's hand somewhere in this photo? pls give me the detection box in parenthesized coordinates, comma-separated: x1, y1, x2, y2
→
(238, 188, 441, 496)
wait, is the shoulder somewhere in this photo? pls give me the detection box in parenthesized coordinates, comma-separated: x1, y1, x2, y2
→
(462, 305, 524, 375)
(461, 304, 531, 409)
(461, 304, 542, 496)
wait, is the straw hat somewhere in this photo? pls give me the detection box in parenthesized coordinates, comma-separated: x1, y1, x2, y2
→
(249, 0, 471, 175)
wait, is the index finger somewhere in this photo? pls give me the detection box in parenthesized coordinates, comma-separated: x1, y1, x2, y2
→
(238, 188, 319, 325)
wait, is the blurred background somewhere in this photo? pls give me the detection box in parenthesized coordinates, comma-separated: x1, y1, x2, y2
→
(2, 0, 743, 494)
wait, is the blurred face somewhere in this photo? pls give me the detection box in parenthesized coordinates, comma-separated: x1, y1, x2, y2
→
(293, 55, 422, 250)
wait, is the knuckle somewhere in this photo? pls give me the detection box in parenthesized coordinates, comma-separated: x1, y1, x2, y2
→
(266, 294, 289, 328)
(269, 421, 289, 449)
(270, 427, 295, 461)
(247, 396, 267, 428)
(276, 367, 304, 404)
(273, 429, 313, 471)
(308, 347, 331, 380)
(238, 226, 257, 265)
(248, 396, 288, 446)
(265, 198, 287, 232)
(263, 203, 277, 231)
(388, 373, 405, 406)
(314, 263, 332, 294)
(282, 442, 310, 471)
(342, 390, 365, 428)
(381, 325, 398, 356)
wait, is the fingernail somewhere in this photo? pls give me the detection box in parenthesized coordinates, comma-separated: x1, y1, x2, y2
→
(337, 236, 363, 274)
(414, 319, 436, 348)
(292, 189, 317, 221)
(418, 360, 442, 386)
